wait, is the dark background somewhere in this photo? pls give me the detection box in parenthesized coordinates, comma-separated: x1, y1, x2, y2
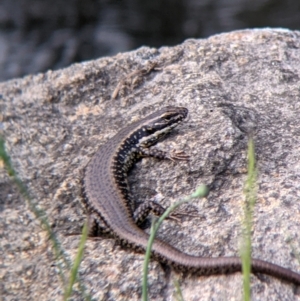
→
(1, 0, 300, 82)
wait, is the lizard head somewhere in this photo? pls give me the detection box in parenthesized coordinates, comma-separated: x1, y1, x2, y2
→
(139, 106, 188, 147)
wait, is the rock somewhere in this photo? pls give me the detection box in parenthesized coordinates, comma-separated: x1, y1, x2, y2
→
(1, 28, 300, 300)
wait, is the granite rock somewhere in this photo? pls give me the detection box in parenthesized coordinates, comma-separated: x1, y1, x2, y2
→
(1, 28, 300, 300)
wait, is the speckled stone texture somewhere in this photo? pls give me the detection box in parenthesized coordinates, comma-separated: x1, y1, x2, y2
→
(1, 29, 300, 300)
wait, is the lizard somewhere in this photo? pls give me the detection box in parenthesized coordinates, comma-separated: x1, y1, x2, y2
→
(83, 105, 300, 284)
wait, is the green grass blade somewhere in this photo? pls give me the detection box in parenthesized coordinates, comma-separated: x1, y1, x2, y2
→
(241, 138, 257, 301)
(64, 221, 89, 301)
(0, 137, 70, 280)
(0, 137, 90, 299)
(141, 185, 209, 301)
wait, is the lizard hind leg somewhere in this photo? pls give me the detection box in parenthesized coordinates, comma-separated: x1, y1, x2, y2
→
(87, 213, 112, 237)
(133, 200, 167, 226)
(133, 200, 192, 226)
(63, 213, 111, 239)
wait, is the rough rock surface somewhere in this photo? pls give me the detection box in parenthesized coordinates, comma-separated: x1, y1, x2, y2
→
(1, 29, 300, 300)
